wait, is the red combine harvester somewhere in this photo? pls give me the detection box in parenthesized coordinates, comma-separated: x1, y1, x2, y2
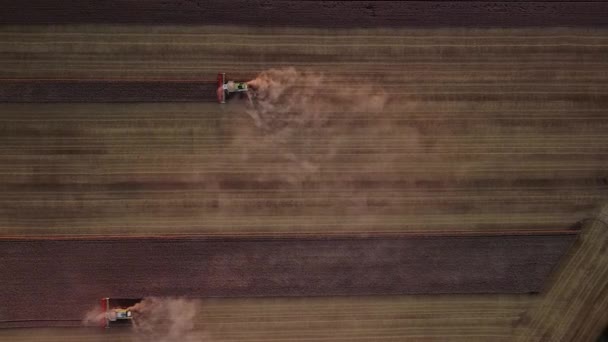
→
(99, 297, 141, 328)
(217, 72, 249, 103)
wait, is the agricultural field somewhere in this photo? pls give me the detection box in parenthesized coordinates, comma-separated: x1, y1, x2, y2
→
(1, 26, 607, 236)
(0, 2, 607, 341)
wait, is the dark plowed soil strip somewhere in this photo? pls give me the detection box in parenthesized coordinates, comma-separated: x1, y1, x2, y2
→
(0, 234, 576, 327)
(0, 80, 217, 103)
(4, 79, 608, 104)
(1, 1, 607, 27)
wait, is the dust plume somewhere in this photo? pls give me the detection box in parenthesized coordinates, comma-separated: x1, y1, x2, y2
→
(81, 297, 207, 341)
(128, 297, 206, 342)
(245, 67, 388, 131)
(223, 67, 390, 185)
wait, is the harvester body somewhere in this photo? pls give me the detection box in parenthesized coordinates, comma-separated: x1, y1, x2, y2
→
(100, 297, 141, 328)
(217, 72, 248, 103)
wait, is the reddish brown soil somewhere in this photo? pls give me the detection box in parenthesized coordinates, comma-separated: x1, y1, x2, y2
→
(0, 1, 607, 27)
(0, 80, 217, 103)
(0, 233, 576, 327)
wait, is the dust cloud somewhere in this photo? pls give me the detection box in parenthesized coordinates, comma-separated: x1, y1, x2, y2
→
(128, 297, 206, 342)
(223, 67, 391, 185)
(82, 297, 207, 341)
(245, 67, 388, 131)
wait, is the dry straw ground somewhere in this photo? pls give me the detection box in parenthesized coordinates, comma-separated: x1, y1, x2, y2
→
(0, 24, 606, 341)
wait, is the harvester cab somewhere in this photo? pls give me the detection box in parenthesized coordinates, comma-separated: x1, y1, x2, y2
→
(217, 72, 249, 103)
(100, 297, 141, 329)
(109, 308, 132, 321)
